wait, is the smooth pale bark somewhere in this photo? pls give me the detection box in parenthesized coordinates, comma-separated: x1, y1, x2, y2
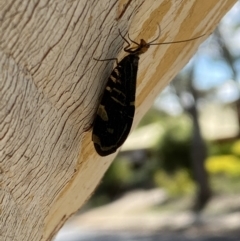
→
(0, 0, 236, 240)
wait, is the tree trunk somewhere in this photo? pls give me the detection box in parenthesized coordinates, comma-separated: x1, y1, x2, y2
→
(189, 102, 211, 212)
(0, 0, 236, 240)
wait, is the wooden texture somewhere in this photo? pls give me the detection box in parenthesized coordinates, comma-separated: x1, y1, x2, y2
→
(0, 0, 236, 240)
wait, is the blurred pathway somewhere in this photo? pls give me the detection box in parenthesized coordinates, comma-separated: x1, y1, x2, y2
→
(55, 189, 240, 241)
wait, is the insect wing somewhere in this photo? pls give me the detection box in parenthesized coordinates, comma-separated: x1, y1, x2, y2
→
(92, 55, 139, 156)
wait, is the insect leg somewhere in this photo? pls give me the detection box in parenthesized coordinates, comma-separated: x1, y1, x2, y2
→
(118, 29, 133, 52)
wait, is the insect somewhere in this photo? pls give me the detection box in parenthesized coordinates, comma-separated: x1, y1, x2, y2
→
(92, 26, 204, 156)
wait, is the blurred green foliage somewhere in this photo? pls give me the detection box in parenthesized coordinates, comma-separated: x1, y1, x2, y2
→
(206, 155, 240, 177)
(232, 140, 240, 157)
(154, 169, 195, 196)
(90, 110, 240, 207)
(208, 140, 236, 156)
(155, 123, 192, 174)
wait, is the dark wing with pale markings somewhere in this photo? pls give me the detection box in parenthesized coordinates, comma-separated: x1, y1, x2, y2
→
(92, 54, 139, 156)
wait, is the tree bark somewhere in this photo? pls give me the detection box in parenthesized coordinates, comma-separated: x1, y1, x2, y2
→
(0, 0, 236, 240)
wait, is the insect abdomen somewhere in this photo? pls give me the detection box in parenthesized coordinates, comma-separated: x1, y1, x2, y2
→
(92, 55, 139, 156)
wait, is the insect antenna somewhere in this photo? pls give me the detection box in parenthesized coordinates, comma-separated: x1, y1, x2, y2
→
(148, 24, 162, 44)
(150, 33, 205, 46)
(120, 24, 205, 47)
(150, 24, 205, 45)
(118, 29, 131, 47)
(127, 33, 139, 46)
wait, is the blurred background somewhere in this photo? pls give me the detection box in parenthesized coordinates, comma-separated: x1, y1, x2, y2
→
(55, 2, 240, 241)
